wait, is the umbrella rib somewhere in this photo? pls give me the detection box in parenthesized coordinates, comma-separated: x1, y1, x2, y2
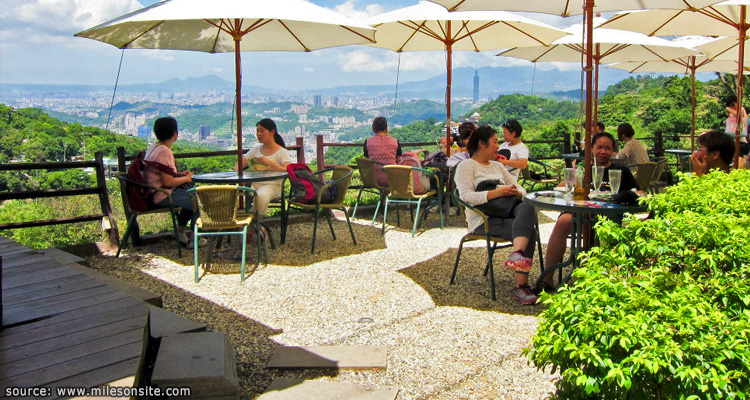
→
(599, 43, 630, 60)
(394, 21, 436, 51)
(340, 25, 376, 44)
(641, 46, 671, 62)
(120, 21, 164, 49)
(698, 6, 738, 29)
(242, 19, 273, 36)
(500, 21, 552, 46)
(277, 20, 311, 51)
(453, 21, 500, 50)
(401, 20, 445, 43)
(446, 0, 466, 12)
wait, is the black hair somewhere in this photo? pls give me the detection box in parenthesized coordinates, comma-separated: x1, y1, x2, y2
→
(698, 130, 735, 165)
(617, 123, 635, 141)
(257, 118, 285, 147)
(597, 121, 605, 132)
(467, 125, 497, 157)
(501, 118, 523, 137)
(458, 122, 476, 147)
(726, 94, 739, 107)
(153, 116, 178, 141)
(372, 116, 388, 133)
(592, 131, 618, 152)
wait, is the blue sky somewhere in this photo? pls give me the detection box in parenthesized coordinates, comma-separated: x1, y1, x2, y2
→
(0, 0, 597, 90)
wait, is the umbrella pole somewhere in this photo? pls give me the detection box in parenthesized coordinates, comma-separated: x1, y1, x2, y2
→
(690, 56, 697, 152)
(583, 0, 594, 195)
(234, 20, 244, 176)
(593, 47, 600, 128)
(446, 21, 453, 157)
(735, 6, 747, 168)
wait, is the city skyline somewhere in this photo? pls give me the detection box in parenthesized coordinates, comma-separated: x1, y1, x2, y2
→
(1, 0, 602, 92)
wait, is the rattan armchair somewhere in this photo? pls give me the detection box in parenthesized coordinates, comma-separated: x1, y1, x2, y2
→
(381, 165, 444, 238)
(352, 157, 388, 225)
(284, 166, 357, 254)
(189, 185, 261, 283)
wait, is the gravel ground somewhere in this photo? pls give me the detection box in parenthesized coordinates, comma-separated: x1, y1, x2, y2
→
(88, 208, 565, 399)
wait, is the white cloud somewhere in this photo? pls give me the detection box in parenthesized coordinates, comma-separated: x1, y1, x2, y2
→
(339, 49, 446, 73)
(4, 0, 143, 34)
(333, 1, 384, 19)
(340, 49, 395, 72)
(304, 67, 315, 72)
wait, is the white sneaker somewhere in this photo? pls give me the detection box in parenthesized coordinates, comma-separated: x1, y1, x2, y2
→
(178, 232, 190, 246)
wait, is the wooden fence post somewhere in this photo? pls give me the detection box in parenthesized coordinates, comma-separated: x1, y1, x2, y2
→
(296, 137, 305, 164)
(94, 152, 119, 247)
(316, 134, 325, 171)
(117, 146, 126, 174)
(563, 131, 572, 168)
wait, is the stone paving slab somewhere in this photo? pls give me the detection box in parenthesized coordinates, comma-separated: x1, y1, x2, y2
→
(258, 378, 398, 400)
(267, 346, 387, 369)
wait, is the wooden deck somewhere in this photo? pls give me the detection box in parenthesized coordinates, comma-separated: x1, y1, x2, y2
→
(0, 235, 149, 398)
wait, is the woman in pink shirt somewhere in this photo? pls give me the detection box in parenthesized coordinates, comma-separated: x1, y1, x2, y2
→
(143, 116, 196, 245)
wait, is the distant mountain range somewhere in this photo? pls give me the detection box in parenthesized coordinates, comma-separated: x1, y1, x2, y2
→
(0, 65, 634, 99)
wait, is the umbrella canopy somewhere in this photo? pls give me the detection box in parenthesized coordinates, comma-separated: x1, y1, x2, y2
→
(429, 0, 722, 193)
(498, 27, 698, 126)
(609, 36, 750, 150)
(364, 1, 568, 155)
(428, 0, 721, 16)
(601, 0, 750, 166)
(76, 0, 375, 170)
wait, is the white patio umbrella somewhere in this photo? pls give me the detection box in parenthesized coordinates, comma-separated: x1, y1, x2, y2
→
(601, 0, 750, 166)
(498, 26, 698, 123)
(75, 0, 375, 170)
(608, 36, 750, 150)
(363, 1, 568, 155)
(428, 0, 722, 191)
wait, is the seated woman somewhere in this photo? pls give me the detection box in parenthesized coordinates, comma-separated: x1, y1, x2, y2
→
(143, 116, 197, 246)
(454, 125, 539, 305)
(447, 121, 476, 167)
(364, 116, 402, 187)
(616, 123, 649, 165)
(543, 132, 639, 290)
(234, 118, 292, 218)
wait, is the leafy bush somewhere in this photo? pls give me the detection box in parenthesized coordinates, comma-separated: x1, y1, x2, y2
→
(528, 169, 750, 399)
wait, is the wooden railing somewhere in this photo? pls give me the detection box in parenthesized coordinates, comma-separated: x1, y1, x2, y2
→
(0, 151, 118, 245)
(116, 137, 306, 172)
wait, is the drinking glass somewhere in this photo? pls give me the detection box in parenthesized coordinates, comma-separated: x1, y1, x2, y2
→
(563, 168, 574, 193)
(592, 166, 605, 192)
(609, 169, 622, 194)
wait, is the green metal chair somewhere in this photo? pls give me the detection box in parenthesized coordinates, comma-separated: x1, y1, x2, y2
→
(352, 157, 388, 225)
(189, 185, 261, 283)
(115, 172, 183, 258)
(451, 188, 545, 301)
(284, 166, 357, 254)
(381, 165, 444, 238)
(628, 161, 657, 191)
(519, 158, 561, 191)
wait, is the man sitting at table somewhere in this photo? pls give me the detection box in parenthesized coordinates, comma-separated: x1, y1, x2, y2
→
(690, 130, 735, 177)
(541, 132, 639, 292)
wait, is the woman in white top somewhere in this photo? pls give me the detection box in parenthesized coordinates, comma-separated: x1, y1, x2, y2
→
(454, 125, 539, 305)
(616, 123, 649, 165)
(234, 118, 292, 217)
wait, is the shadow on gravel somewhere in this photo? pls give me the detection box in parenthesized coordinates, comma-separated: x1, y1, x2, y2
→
(398, 247, 547, 316)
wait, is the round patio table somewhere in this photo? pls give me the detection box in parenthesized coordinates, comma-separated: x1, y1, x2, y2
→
(524, 190, 647, 292)
(192, 170, 288, 184)
(192, 170, 289, 255)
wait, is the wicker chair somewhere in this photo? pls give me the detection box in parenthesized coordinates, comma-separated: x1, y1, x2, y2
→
(352, 157, 388, 225)
(190, 185, 261, 283)
(381, 165, 444, 238)
(628, 161, 657, 191)
(648, 156, 669, 193)
(451, 188, 544, 301)
(284, 166, 357, 254)
(115, 172, 183, 258)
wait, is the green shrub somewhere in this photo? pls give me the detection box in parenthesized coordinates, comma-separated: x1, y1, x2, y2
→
(528, 169, 750, 399)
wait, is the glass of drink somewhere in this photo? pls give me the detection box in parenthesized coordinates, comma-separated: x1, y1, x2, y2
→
(564, 168, 574, 193)
(573, 172, 585, 200)
(609, 169, 622, 194)
(592, 166, 605, 193)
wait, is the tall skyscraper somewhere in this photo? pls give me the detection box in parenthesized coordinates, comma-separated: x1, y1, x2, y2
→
(199, 126, 211, 141)
(473, 69, 479, 102)
(314, 95, 322, 108)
